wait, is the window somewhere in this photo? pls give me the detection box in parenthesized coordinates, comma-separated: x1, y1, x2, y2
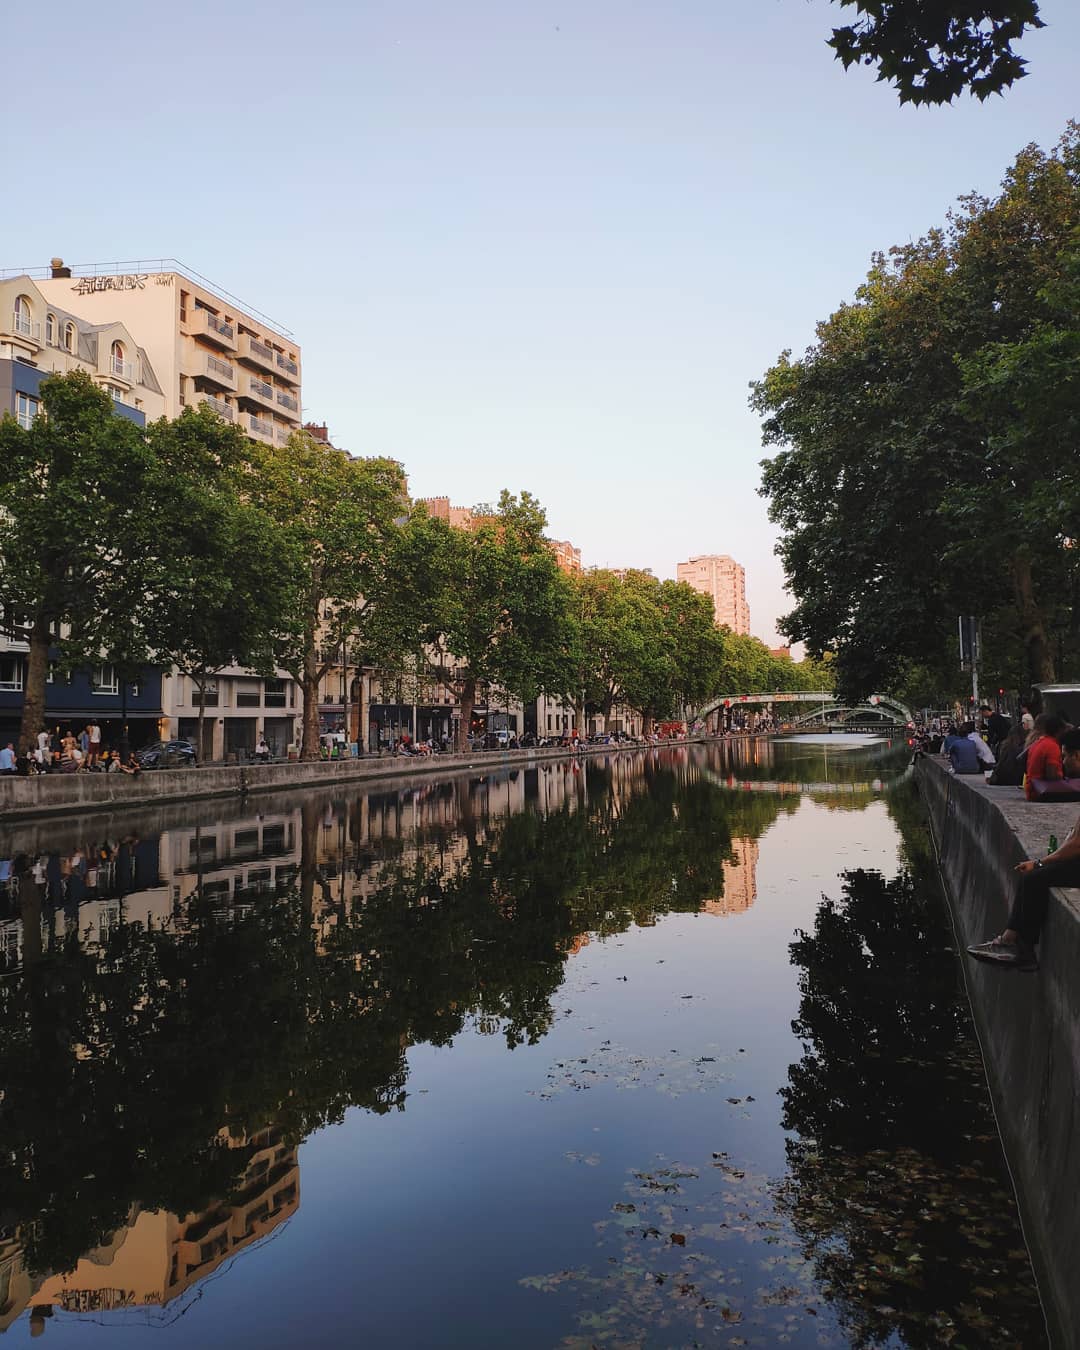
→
(107, 385, 125, 402)
(91, 664, 119, 695)
(46, 313, 56, 345)
(64, 321, 76, 352)
(110, 339, 125, 377)
(13, 295, 33, 337)
(199, 680, 218, 708)
(15, 392, 38, 430)
(263, 677, 287, 708)
(0, 656, 23, 691)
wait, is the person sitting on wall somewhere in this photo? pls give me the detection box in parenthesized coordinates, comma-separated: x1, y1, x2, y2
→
(1023, 713, 1068, 800)
(942, 721, 993, 774)
(967, 747, 1080, 969)
(988, 722, 1028, 787)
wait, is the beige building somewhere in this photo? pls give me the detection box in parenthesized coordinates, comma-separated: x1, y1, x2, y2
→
(676, 554, 750, 634)
(0, 274, 167, 426)
(34, 258, 302, 448)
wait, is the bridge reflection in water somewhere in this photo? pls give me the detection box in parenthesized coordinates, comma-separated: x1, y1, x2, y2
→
(0, 737, 1041, 1348)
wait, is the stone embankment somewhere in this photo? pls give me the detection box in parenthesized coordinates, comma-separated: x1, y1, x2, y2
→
(0, 737, 718, 822)
(915, 756, 1080, 1350)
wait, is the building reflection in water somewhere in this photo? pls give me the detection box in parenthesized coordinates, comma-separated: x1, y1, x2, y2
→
(699, 837, 759, 916)
(0, 1131, 298, 1335)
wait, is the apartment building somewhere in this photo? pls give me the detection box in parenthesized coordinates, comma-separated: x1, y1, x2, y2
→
(676, 554, 751, 634)
(33, 257, 302, 448)
(0, 273, 167, 427)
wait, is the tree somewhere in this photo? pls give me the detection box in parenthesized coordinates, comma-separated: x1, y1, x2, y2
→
(828, 0, 1044, 105)
(568, 569, 666, 735)
(0, 372, 156, 751)
(754, 126, 1080, 699)
(139, 408, 291, 760)
(410, 492, 573, 751)
(253, 432, 408, 760)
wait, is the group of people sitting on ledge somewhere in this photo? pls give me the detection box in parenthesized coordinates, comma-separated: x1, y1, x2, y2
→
(934, 703, 1080, 970)
(941, 705, 1080, 801)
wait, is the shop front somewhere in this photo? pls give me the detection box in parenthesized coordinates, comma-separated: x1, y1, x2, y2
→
(367, 704, 413, 752)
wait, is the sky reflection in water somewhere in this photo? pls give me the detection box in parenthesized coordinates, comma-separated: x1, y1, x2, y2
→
(0, 739, 1043, 1347)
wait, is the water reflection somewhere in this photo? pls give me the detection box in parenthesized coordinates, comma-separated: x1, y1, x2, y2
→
(0, 742, 1038, 1346)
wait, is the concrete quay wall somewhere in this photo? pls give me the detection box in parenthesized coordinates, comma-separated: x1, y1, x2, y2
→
(915, 757, 1080, 1349)
(0, 737, 716, 822)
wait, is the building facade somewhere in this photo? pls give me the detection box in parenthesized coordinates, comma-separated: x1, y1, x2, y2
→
(1, 274, 167, 427)
(32, 258, 302, 448)
(676, 554, 750, 634)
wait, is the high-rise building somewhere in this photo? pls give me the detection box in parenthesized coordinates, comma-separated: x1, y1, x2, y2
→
(676, 554, 750, 634)
(32, 257, 302, 448)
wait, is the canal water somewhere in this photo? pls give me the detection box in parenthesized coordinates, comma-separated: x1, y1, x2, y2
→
(0, 738, 1044, 1348)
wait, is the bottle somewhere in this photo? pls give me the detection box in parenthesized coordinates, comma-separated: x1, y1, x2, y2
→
(1048, 835, 1058, 856)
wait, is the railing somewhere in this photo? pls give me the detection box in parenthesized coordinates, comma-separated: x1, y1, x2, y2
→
(249, 376, 273, 399)
(276, 352, 298, 376)
(202, 395, 234, 421)
(249, 415, 273, 438)
(276, 391, 298, 412)
(11, 312, 39, 340)
(248, 337, 273, 362)
(204, 311, 234, 341)
(207, 354, 234, 380)
(111, 356, 136, 381)
(276, 428, 291, 444)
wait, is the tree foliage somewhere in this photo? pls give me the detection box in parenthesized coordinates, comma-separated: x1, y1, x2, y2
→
(754, 125, 1080, 701)
(253, 433, 409, 760)
(408, 492, 574, 749)
(0, 373, 158, 749)
(828, 0, 1045, 105)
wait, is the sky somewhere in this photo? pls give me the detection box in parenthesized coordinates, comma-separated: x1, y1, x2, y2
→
(5, 1, 1079, 644)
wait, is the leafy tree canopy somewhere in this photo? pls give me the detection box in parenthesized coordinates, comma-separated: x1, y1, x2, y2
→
(828, 0, 1045, 105)
(754, 125, 1080, 701)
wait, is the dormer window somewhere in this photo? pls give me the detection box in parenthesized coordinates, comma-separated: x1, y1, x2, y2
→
(13, 295, 33, 338)
(45, 313, 56, 346)
(111, 340, 127, 378)
(64, 321, 76, 352)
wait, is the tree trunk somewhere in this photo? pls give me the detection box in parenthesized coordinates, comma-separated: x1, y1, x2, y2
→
(1011, 552, 1055, 686)
(642, 712, 655, 739)
(301, 670, 321, 761)
(19, 616, 52, 754)
(195, 676, 208, 764)
(457, 676, 477, 753)
(575, 698, 586, 738)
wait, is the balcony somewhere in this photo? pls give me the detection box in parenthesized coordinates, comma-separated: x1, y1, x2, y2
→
(239, 375, 276, 413)
(248, 414, 274, 442)
(110, 356, 137, 384)
(10, 311, 41, 346)
(275, 427, 291, 445)
(238, 334, 277, 373)
(189, 308, 237, 350)
(276, 390, 298, 414)
(276, 351, 299, 382)
(203, 353, 237, 391)
(199, 394, 234, 422)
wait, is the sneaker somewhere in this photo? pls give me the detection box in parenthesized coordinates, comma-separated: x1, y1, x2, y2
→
(966, 937, 1034, 967)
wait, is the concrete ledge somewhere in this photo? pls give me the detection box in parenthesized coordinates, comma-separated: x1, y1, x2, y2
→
(0, 737, 720, 822)
(915, 756, 1080, 1348)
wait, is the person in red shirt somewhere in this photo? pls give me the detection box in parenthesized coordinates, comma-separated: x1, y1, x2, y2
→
(1024, 713, 1067, 800)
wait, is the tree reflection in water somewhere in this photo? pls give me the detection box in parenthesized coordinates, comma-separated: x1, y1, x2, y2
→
(0, 755, 793, 1315)
(780, 860, 1045, 1348)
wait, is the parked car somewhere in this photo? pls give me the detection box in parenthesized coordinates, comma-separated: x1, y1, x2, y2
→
(136, 739, 198, 769)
